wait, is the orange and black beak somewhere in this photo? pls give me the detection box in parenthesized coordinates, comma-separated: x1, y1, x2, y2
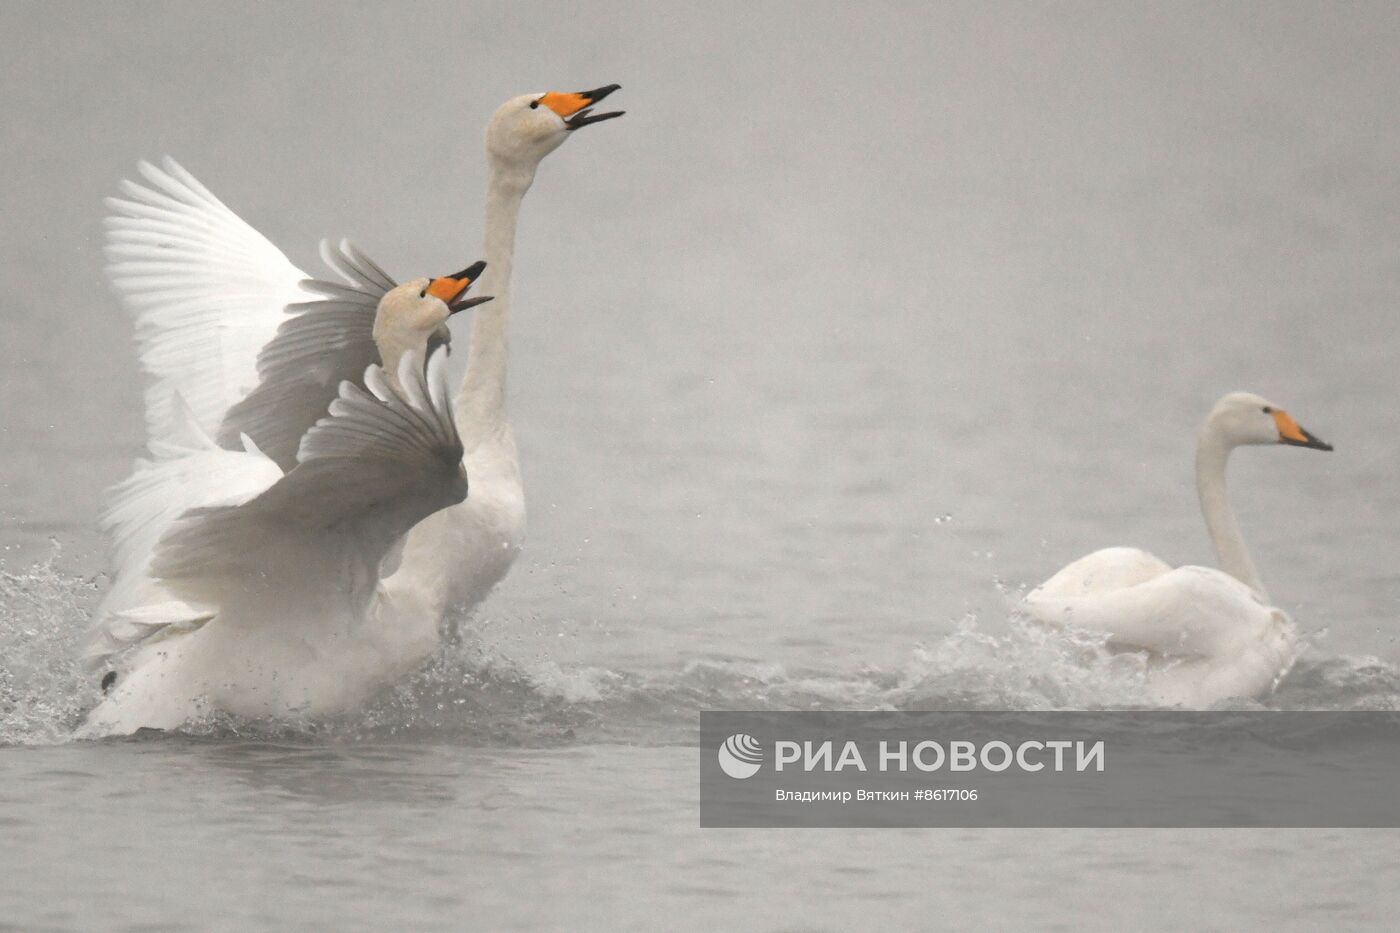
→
(425, 260, 493, 314)
(1273, 409, 1333, 451)
(537, 84, 624, 129)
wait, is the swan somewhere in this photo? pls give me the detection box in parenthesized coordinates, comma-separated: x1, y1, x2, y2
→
(1021, 392, 1333, 707)
(86, 85, 623, 703)
(383, 85, 624, 633)
(82, 338, 472, 735)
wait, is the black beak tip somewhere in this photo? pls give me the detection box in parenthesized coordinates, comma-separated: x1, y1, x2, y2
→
(1303, 429, 1333, 451)
(446, 260, 487, 283)
(449, 294, 494, 314)
(1284, 431, 1334, 452)
(566, 109, 626, 130)
(585, 83, 622, 103)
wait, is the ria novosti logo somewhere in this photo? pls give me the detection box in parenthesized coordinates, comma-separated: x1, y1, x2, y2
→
(717, 733, 763, 779)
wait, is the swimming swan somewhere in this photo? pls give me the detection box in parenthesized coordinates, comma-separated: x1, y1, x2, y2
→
(82, 340, 470, 735)
(1022, 392, 1333, 707)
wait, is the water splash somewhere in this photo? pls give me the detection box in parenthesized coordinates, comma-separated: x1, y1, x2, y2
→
(889, 613, 1154, 710)
(3, 551, 1398, 746)
(1272, 654, 1400, 710)
(346, 646, 602, 743)
(0, 547, 103, 745)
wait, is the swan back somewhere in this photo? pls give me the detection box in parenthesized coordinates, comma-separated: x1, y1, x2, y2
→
(1028, 547, 1174, 601)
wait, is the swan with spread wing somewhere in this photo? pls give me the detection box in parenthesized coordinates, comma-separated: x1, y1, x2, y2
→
(88, 229, 487, 650)
(83, 337, 472, 735)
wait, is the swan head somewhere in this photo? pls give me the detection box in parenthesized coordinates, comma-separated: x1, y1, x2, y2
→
(1207, 392, 1333, 451)
(373, 261, 492, 376)
(486, 85, 623, 170)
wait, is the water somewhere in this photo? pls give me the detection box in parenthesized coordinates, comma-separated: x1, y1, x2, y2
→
(4, 1, 1400, 929)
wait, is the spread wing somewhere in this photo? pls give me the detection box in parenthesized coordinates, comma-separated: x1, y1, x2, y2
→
(105, 157, 312, 447)
(150, 348, 467, 603)
(216, 239, 400, 471)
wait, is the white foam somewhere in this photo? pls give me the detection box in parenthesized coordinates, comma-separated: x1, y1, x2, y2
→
(0, 548, 103, 745)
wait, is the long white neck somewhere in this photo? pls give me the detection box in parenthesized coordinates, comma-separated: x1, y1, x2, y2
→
(373, 328, 423, 395)
(1195, 422, 1267, 600)
(456, 161, 534, 450)
(376, 160, 537, 643)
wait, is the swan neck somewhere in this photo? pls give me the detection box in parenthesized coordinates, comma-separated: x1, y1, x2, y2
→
(457, 163, 533, 447)
(371, 328, 412, 395)
(1196, 423, 1268, 600)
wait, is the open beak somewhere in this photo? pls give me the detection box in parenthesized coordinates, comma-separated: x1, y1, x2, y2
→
(425, 260, 494, 314)
(538, 84, 625, 129)
(1273, 410, 1333, 451)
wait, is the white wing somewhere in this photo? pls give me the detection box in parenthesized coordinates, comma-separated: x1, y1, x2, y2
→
(1025, 564, 1269, 657)
(149, 348, 467, 606)
(216, 239, 397, 471)
(105, 157, 311, 447)
(86, 397, 283, 667)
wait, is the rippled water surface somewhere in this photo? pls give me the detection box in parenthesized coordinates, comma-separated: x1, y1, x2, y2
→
(4, 2, 1400, 929)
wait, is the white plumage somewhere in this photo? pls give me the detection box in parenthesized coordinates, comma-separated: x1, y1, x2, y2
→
(105, 157, 311, 447)
(1023, 392, 1332, 707)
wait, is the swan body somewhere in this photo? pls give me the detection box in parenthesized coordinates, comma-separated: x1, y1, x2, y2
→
(1023, 392, 1332, 707)
(1026, 555, 1297, 706)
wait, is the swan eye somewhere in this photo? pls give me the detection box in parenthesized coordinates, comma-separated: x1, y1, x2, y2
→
(1261, 406, 1273, 414)
(529, 99, 539, 109)
(419, 288, 427, 298)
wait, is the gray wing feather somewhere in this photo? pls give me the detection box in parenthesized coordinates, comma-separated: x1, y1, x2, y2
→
(320, 238, 397, 294)
(215, 238, 396, 470)
(152, 348, 466, 594)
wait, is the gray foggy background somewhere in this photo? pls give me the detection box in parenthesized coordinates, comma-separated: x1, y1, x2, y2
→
(3, 3, 1400, 930)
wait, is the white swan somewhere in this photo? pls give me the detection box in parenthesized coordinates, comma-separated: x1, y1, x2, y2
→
(85, 87, 622, 729)
(1022, 392, 1333, 707)
(83, 341, 469, 735)
(383, 85, 624, 632)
